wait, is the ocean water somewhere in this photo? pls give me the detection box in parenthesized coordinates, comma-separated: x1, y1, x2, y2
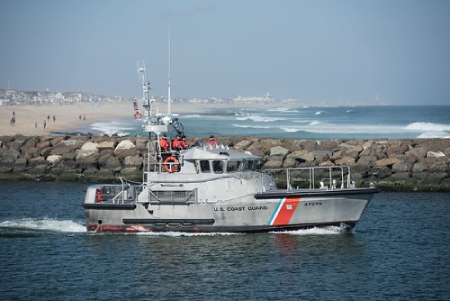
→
(0, 181, 449, 300)
(85, 105, 450, 140)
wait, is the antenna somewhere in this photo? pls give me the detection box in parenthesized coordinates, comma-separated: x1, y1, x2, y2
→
(167, 26, 171, 115)
(138, 60, 151, 114)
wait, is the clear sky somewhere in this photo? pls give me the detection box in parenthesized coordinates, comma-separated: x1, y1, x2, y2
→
(1, 0, 449, 105)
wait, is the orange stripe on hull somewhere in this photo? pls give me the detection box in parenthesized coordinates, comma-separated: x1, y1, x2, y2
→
(271, 197, 301, 226)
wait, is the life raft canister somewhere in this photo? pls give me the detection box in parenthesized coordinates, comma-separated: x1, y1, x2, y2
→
(163, 156, 179, 173)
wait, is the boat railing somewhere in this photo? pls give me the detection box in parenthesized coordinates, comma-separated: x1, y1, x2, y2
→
(143, 143, 183, 174)
(262, 166, 354, 192)
(148, 188, 198, 205)
(94, 180, 143, 204)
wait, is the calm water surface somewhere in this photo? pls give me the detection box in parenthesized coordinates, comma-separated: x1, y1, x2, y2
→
(0, 181, 448, 300)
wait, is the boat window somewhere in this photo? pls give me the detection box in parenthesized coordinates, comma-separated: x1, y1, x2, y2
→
(212, 160, 224, 174)
(226, 160, 241, 172)
(200, 160, 211, 173)
(243, 159, 256, 171)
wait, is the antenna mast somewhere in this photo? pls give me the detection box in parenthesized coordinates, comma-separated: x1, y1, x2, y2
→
(138, 60, 151, 115)
(167, 26, 171, 115)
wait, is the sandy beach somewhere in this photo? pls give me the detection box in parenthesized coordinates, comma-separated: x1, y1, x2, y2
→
(0, 101, 292, 136)
(1, 102, 133, 136)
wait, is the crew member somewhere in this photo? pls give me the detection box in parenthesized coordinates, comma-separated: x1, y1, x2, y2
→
(180, 135, 189, 149)
(96, 188, 103, 202)
(207, 135, 217, 148)
(159, 134, 170, 152)
(172, 135, 183, 150)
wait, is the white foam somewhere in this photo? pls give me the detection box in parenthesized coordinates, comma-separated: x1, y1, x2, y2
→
(266, 107, 290, 112)
(417, 132, 450, 138)
(180, 114, 202, 118)
(90, 121, 135, 136)
(280, 127, 302, 133)
(0, 218, 86, 233)
(315, 111, 325, 115)
(232, 124, 271, 129)
(236, 115, 286, 122)
(403, 122, 450, 138)
(136, 231, 242, 237)
(404, 122, 450, 132)
(266, 108, 301, 113)
(140, 227, 347, 236)
(276, 225, 348, 235)
(277, 122, 402, 135)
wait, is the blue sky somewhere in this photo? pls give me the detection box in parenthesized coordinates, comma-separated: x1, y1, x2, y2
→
(1, 0, 449, 105)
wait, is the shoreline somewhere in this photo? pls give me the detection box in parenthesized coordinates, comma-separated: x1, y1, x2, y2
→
(0, 101, 299, 137)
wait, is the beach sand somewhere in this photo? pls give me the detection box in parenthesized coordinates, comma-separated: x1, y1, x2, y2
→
(1, 102, 132, 136)
(1, 101, 292, 136)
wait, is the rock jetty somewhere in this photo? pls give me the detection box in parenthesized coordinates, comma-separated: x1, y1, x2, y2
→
(0, 135, 449, 191)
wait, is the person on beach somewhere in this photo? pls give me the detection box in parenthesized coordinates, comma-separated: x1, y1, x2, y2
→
(47, 115, 50, 121)
(35, 122, 37, 128)
(10, 117, 15, 126)
(79, 115, 82, 120)
(53, 115, 56, 122)
(43, 120, 46, 129)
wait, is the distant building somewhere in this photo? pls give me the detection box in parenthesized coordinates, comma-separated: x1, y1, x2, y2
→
(0, 98, 10, 106)
(233, 92, 273, 102)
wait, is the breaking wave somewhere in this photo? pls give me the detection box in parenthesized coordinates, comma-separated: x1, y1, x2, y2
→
(232, 124, 271, 129)
(417, 132, 450, 138)
(280, 127, 302, 133)
(180, 114, 202, 118)
(90, 120, 137, 136)
(404, 122, 450, 132)
(266, 107, 301, 113)
(236, 115, 286, 122)
(404, 122, 450, 138)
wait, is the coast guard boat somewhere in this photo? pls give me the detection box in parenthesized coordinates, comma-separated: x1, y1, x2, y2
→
(82, 66, 379, 233)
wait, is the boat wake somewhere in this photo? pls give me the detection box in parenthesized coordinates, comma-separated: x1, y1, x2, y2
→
(135, 231, 242, 237)
(132, 226, 349, 237)
(276, 225, 350, 235)
(0, 218, 86, 233)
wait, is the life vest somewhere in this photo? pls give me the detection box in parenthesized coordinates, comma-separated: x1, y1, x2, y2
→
(96, 189, 103, 202)
(159, 138, 170, 151)
(163, 156, 179, 173)
(208, 139, 217, 148)
(172, 138, 182, 150)
(179, 140, 188, 149)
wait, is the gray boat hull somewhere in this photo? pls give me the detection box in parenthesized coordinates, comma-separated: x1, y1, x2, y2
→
(83, 187, 378, 233)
